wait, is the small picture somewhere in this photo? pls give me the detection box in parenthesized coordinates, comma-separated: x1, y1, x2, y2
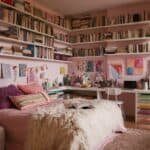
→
(109, 64, 122, 80)
(1, 63, 11, 79)
(126, 57, 143, 75)
(95, 60, 104, 72)
(86, 61, 94, 72)
(19, 64, 27, 77)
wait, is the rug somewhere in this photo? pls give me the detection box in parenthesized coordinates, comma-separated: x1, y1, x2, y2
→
(103, 129, 150, 150)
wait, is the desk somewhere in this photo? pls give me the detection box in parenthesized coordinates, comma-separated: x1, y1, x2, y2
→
(47, 87, 150, 125)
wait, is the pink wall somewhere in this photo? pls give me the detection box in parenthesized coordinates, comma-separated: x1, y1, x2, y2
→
(0, 56, 68, 87)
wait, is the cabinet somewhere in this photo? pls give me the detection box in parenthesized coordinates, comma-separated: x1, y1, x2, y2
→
(136, 92, 150, 129)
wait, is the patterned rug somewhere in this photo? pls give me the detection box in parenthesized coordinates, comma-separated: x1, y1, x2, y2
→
(103, 129, 150, 150)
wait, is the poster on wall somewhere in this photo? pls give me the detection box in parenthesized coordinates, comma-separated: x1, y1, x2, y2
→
(109, 63, 123, 80)
(95, 60, 104, 73)
(86, 61, 94, 72)
(60, 66, 66, 75)
(76, 61, 85, 72)
(27, 67, 39, 84)
(126, 57, 143, 75)
(1, 63, 11, 79)
(19, 64, 27, 77)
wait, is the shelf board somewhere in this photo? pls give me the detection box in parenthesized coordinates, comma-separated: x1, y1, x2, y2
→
(0, 1, 71, 32)
(54, 39, 71, 45)
(54, 51, 72, 56)
(104, 52, 150, 56)
(0, 36, 54, 49)
(71, 37, 150, 46)
(71, 21, 150, 32)
(0, 20, 54, 38)
(71, 56, 105, 59)
(71, 40, 105, 46)
(0, 53, 72, 64)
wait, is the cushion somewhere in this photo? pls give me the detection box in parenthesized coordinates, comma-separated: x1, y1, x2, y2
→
(0, 85, 24, 109)
(18, 83, 43, 94)
(9, 92, 49, 110)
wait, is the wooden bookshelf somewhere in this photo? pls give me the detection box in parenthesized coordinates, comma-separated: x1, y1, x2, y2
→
(136, 92, 150, 129)
(0, 1, 71, 32)
(0, 53, 71, 64)
(72, 21, 150, 32)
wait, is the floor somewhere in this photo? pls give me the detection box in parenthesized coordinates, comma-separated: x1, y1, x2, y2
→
(125, 121, 150, 130)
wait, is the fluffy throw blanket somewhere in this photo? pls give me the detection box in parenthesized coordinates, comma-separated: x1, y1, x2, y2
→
(25, 99, 125, 150)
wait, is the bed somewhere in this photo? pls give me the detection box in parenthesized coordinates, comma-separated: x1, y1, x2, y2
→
(0, 98, 126, 150)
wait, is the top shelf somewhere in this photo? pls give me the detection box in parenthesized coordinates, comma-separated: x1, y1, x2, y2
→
(71, 20, 150, 32)
(0, 1, 150, 34)
(0, 1, 71, 32)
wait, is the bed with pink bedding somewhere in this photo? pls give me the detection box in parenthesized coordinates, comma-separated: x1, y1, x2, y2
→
(0, 99, 125, 150)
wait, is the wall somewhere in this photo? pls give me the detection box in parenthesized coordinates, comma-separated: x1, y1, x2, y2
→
(0, 56, 68, 87)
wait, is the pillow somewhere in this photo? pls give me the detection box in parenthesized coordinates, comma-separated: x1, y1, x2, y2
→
(18, 83, 43, 94)
(10, 92, 49, 110)
(0, 84, 24, 109)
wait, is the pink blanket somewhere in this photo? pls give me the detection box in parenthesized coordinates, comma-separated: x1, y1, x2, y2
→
(0, 101, 61, 150)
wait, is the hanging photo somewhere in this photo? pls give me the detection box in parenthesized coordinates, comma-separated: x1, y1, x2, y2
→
(1, 63, 11, 79)
(95, 60, 104, 72)
(109, 64, 122, 80)
(86, 61, 94, 72)
(126, 57, 143, 75)
(19, 64, 27, 77)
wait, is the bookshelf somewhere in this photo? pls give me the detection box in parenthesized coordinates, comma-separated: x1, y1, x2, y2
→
(136, 92, 150, 129)
(0, 0, 72, 62)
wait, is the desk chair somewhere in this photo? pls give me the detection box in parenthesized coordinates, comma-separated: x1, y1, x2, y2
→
(106, 88, 125, 119)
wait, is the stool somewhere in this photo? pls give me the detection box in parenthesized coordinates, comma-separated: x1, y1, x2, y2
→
(106, 88, 125, 119)
(0, 126, 5, 150)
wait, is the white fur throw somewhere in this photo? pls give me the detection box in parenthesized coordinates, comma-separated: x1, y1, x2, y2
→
(25, 99, 125, 150)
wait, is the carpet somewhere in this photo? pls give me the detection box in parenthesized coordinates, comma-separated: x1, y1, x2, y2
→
(103, 129, 150, 150)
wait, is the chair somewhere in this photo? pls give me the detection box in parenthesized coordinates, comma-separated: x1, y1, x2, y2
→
(0, 126, 5, 150)
(106, 88, 125, 119)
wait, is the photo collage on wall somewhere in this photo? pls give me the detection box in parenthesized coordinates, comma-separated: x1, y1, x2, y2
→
(126, 57, 143, 75)
(109, 63, 123, 80)
(74, 60, 105, 73)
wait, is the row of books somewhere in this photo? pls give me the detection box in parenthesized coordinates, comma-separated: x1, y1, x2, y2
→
(0, 44, 33, 56)
(19, 29, 54, 47)
(1, 0, 71, 28)
(35, 46, 54, 60)
(138, 93, 150, 123)
(126, 42, 150, 53)
(54, 53, 70, 61)
(70, 28, 150, 43)
(0, 7, 54, 35)
(54, 33, 69, 42)
(54, 47, 72, 56)
(72, 47, 105, 57)
(102, 12, 150, 26)
(71, 11, 150, 29)
(0, 25, 18, 39)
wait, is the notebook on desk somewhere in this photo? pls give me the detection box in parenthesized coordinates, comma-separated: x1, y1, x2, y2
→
(123, 81, 137, 89)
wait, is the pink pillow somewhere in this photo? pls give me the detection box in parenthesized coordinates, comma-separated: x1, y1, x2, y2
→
(9, 92, 49, 110)
(18, 83, 43, 94)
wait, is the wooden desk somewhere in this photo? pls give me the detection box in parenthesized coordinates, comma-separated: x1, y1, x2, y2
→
(47, 87, 150, 125)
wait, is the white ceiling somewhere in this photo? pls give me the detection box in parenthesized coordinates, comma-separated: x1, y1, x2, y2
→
(37, 0, 147, 15)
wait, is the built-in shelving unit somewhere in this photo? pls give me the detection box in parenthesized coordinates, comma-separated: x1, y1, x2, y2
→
(0, 0, 72, 62)
(136, 92, 150, 129)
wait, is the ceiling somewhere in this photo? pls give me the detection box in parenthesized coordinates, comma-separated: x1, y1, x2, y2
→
(36, 0, 147, 15)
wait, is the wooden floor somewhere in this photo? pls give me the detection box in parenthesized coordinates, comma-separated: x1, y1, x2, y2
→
(125, 121, 150, 130)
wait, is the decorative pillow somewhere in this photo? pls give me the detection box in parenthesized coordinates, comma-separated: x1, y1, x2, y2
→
(0, 84, 24, 109)
(10, 92, 49, 110)
(18, 83, 43, 94)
